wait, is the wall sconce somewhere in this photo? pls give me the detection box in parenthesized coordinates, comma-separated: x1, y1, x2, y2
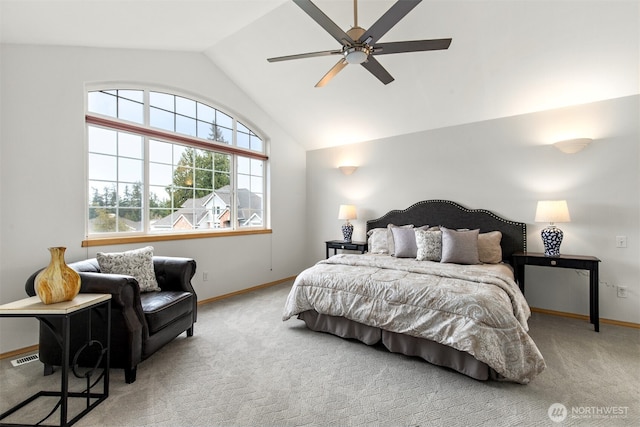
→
(553, 138, 592, 154)
(338, 166, 358, 175)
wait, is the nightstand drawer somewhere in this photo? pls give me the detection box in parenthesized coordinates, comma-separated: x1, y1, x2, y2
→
(527, 257, 564, 267)
(336, 243, 358, 250)
(325, 240, 368, 258)
(514, 254, 599, 270)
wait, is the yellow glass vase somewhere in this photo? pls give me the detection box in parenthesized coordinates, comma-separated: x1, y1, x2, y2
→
(34, 247, 81, 304)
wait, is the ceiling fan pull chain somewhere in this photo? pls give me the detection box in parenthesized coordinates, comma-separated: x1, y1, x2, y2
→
(353, 0, 358, 28)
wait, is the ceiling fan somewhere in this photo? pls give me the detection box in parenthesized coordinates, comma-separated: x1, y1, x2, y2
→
(267, 0, 452, 87)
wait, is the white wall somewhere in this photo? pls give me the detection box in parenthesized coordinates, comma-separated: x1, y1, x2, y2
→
(306, 95, 639, 324)
(0, 44, 307, 353)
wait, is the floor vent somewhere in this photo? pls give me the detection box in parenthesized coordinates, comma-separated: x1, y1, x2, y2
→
(11, 353, 39, 367)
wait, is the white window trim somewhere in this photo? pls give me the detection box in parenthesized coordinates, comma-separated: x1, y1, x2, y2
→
(84, 86, 269, 243)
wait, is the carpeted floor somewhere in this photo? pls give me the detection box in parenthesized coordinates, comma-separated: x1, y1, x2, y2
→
(1, 281, 638, 426)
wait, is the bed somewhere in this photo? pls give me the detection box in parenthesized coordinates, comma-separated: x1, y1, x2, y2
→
(283, 200, 546, 384)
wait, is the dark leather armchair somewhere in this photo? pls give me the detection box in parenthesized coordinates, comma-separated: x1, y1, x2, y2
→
(25, 256, 197, 383)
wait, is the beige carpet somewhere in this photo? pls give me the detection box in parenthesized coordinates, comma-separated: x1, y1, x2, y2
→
(1, 281, 639, 426)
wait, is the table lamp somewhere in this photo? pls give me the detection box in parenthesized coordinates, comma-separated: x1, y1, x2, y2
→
(338, 205, 357, 242)
(535, 200, 571, 256)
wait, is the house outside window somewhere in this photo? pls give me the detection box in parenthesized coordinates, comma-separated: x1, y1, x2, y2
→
(86, 88, 267, 238)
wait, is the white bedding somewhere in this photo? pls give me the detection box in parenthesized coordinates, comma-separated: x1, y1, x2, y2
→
(283, 254, 546, 384)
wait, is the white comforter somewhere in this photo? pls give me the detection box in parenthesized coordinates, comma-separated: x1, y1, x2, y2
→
(283, 254, 545, 384)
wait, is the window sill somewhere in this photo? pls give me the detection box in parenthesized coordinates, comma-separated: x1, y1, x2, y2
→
(82, 229, 272, 248)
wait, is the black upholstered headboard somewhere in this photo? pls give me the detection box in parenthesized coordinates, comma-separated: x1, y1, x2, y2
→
(366, 200, 526, 264)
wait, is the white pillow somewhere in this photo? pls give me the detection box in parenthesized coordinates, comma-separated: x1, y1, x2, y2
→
(96, 246, 160, 292)
(367, 228, 389, 254)
(440, 228, 480, 265)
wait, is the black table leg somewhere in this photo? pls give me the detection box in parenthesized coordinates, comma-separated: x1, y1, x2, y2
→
(591, 264, 599, 332)
(61, 315, 70, 425)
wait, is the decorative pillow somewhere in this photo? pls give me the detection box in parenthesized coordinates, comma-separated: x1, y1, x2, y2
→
(415, 229, 442, 261)
(391, 227, 419, 258)
(96, 246, 160, 292)
(478, 231, 503, 264)
(440, 228, 480, 265)
(367, 228, 389, 254)
(387, 224, 414, 255)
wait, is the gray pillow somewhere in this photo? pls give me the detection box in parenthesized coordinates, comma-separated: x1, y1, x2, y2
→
(391, 227, 418, 258)
(440, 228, 480, 265)
(415, 229, 442, 261)
(387, 224, 414, 255)
(96, 246, 160, 292)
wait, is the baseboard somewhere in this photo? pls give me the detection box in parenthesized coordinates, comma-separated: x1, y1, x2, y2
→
(198, 276, 296, 306)
(530, 307, 640, 329)
(0, 344, 39, 361)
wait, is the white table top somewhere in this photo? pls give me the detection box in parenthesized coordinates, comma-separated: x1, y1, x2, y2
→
(0, 294, 111, 315)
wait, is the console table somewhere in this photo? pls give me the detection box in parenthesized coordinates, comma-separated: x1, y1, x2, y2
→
(0, 294, 111, 426)
(512, 252, 601, 332)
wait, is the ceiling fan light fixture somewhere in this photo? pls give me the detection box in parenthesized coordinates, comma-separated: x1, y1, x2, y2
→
(344, 46, 369, 64)
(269, 0, 451, 87)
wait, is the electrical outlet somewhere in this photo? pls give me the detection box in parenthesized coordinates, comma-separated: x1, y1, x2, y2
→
(616, 236, 627, 248)
(203, 271, 209, 281)
(617, 286, 628, 298)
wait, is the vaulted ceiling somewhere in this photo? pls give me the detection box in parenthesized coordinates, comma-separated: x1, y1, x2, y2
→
(1, 0, 638, 150)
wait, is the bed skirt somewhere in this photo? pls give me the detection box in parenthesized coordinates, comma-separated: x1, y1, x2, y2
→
(298, 310, 497, 381)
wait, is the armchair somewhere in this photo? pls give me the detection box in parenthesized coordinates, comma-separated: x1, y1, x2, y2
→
(25, 256, 197, 383)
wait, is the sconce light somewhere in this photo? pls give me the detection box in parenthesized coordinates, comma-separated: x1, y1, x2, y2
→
(553, 138, 592, 154)
(338, 166, 358, 175)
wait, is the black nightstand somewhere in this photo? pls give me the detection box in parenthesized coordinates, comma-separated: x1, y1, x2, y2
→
(512, 252, 601, 332)
(325, 240, 367, 259)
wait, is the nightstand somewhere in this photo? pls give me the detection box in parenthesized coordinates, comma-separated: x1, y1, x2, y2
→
(325, 240, 367, 259)
(512, 252, 601, 332)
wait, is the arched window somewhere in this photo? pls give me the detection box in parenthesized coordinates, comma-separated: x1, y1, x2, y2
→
(85, 88, 267, 243)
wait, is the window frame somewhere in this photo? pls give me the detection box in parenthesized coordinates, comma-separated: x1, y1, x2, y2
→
(84, 87, 270, 247)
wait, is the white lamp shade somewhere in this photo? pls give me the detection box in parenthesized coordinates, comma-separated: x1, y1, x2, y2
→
(535, 200, 571, 224)
(338, 205, 357, 220)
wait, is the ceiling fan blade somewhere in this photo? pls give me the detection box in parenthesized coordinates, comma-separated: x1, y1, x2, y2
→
(372, 38, 452, 55)
(315, 59, 348, 87)
(293, 0, 354, 47)
(268, 49, 343, 62)
(361, 56, 394, 85)
(360, 0, 422, 45)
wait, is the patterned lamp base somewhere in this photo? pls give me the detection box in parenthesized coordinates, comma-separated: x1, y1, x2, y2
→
(342, 223, 354, 242)
(541, 226, 563, 256)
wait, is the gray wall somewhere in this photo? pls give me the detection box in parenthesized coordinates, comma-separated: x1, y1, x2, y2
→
(0, 44, 307, 353)
(306, 95, 639, 324)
